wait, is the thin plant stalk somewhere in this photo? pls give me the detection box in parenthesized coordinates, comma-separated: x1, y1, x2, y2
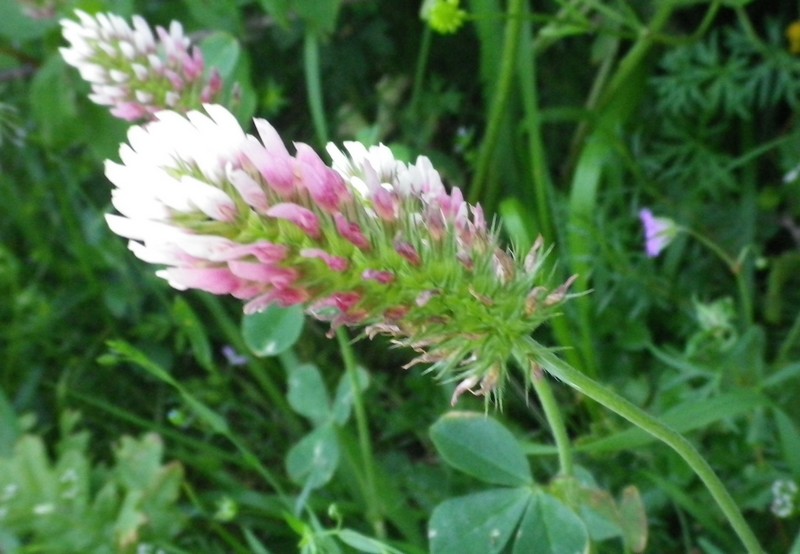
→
(409, 25, 432, 117)
(682, 227, 754, 329)
(528, 339, 765, 554)
(527, 361, 574, 477)
(468, 0, 525, 203)
(304, 30, 329, 146)
(336, 328, 386, 539)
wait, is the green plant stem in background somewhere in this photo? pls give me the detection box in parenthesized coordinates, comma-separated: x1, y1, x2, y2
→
(682, 227, 754, 329)
(336, 329, 386, 540)
(517, 16, 554, 243)
(528, 362, 574, 477)
(409, 25, 432, 118)
(528, 339, 766, 554)
(304, 31, 329, 146)
(468, 0, 524, 203)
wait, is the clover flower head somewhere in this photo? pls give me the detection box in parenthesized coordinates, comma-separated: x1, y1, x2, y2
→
(60, 10, 223, 121)
(105, 105, 576, 403)
(639, 208, 678, 258)
(420, 0, 467, 35)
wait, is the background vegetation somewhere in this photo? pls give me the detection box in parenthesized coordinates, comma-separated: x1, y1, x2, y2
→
(1, 0, 800, 552)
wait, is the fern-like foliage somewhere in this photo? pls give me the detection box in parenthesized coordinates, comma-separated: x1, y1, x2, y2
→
(652, 20, 800, 120)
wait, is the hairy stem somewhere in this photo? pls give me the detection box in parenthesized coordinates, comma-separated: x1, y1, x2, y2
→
(528, 339, 765, 554)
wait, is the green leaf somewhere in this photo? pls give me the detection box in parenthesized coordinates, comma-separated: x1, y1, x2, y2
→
(574, 485, 623, 542)
(286, 424, 339, 488)
(331, 366, 370, 425)
(336, 529, 406, 554)
(244, 528, 275, 554)
(257, 0, 292, 27)
(287, 363, 331, 425)
(242, 304, 304, 357)
(430, 411, 532, 486)
(512, 491, 589, 554)
(499, 197, 534, 251)
(30, 55, 81, 149)
(618, 486, 647, 553)
(199, 32, 241, 82)
(773, 407, 800, 477)
(294, 0, 342, 34)
(0, 0, 55, 40)
(0, 387, 18, 456)
(182, 0, 242, 34)
(429, 488, 531, 554)
(790, 526, 800, 554)
(172, 297, 213, 372)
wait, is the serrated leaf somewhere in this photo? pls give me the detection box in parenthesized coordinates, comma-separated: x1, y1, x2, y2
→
(430, 412, 532, 486)
(242, 304, 304, 357)
(286, 425, 339, 488)
(513, 491, 589, 554)
(287, 363, 331, 425)
(429, 488, 530, 554)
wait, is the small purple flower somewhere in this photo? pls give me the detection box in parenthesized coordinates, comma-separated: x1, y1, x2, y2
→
(639, 208, 678, 258)
(222, 345, 248, 366)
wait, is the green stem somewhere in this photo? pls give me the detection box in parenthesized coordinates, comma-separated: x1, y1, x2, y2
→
(683, 227, 754, 329)
(336, 329, 385, 539)
(468, 0, 525, 203)
(528, 339, 765, 554)
(409, 25, 433, 117)
(304, 30, 329, 145)
(528, 361, 574, 476)
(517, 14, 554, 242)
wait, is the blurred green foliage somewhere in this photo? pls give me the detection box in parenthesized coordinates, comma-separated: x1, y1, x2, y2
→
(1, 0, 800, 551)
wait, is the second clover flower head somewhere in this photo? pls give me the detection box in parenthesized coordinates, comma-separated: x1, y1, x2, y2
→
(105, 105, 577, 403)
(59, 10, 223, 121)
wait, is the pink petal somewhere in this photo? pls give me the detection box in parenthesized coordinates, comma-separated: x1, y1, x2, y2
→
(300, 248, 349, 272)
(228, 261, 298, 287)
(156, 266, 240, 294)
(243, 287, 310, 313)
(362, 269, 395, 284)
(295, 143, 350, 212)
(394, 240, 421, 266)
(334, 214, 370, 250)
(265, 202, 321, 238)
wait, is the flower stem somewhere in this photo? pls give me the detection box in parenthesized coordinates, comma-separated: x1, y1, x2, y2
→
(409, 25, 432, 118)
(336, 329, 385, 539)
(527, 338, 765, 554)
(683, 227, 754, 328)
(528, 361, 574, 477)
(468, 0, 524, 203)
(304, 30, 329, 145)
